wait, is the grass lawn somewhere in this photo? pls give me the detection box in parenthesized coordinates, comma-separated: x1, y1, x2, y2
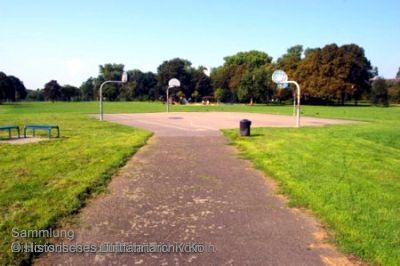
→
(0, 107, 151, 264)
(1, 101, 399, 264)
(223, 107, 400, 265)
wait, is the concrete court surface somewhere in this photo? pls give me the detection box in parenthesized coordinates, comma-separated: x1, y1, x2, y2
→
(36, 112, 357, 265)
(102, 112, 355, 136)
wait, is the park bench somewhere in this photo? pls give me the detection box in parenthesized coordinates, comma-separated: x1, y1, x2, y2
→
(0, 125, 20, 139)
(24, 124, 60, 138)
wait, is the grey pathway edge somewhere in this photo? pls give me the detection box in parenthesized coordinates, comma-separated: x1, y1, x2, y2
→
(36, 112, 356, 265)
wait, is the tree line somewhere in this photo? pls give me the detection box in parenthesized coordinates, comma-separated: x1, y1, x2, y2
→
(2, 43, 400, 105)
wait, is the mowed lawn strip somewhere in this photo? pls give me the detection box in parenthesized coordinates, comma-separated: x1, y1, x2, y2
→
(223, 107, 400, 265)
(0, 112, 151, 264)
(2, 101, 398, 121)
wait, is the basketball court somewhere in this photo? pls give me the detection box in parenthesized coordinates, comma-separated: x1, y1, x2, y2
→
(103, 112, 354, 136)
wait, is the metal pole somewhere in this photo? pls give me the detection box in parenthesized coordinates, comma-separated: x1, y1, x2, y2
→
(294, 81, 301, 128)
(99, 80, 122, 121)
(293, 90, 296, 117)
(288, 81, 301, 128)
(166, 87, 169, 112)
(99, 83, 104, 121)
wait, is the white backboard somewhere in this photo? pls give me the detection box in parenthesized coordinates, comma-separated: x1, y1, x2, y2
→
(168, 78, 181, 88)
(121, 71, 128, 83)
(272, 70, 288, 84)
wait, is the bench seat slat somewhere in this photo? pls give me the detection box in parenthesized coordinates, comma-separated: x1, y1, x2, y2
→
(25, 125, 59, 129)
(0, 125, 19, 130)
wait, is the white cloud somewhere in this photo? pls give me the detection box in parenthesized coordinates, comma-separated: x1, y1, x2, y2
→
(66, 58, 83, 78)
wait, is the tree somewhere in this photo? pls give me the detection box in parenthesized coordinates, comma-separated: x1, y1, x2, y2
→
(277, 45, 303, 78)
(157, 58, 193, 98)
(80, 78, 95, 100)
(297, 43, 372, 105)
(119, 81, 136, 101)
(223, 50, 272, 68)
(214, 88, 223, 103)
(27, 89, 44, 101)
(43, 80, 62, 101)
(0, 72, 27, 102)
(371, 78, 389, 106)
(388, 80, 400, 103)
(396, 67, 400, 79)
(97, 64, 125, 101)
(237, 71, 257, 104)
(191, 90, 200, 102)
(211, 50, 274, 103)
(191, 66, 212, 97)
(8, 76, 27, 100)
(210, 65, 234, 92)
(99, 63, 124, 80)
(61, 85, 80, 101)
(141, 72, 158, 100)
(125, 70, 158, 100)
(0, 72, 14, 102)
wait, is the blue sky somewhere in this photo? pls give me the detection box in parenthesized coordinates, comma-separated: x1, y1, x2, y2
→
(1, 0, 399, 89)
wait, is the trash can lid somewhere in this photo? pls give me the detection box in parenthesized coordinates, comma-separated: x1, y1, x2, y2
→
(240, 119, 251, 122)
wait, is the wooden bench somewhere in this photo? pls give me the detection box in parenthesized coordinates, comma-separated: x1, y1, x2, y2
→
(24, 124, 60, 138)
(0, 125, 20, 139)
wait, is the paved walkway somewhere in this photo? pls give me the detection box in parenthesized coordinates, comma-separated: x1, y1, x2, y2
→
(36, 113, 355, 265)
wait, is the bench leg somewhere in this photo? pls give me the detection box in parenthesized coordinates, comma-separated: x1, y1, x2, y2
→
(24, 128, 27, 138)
(17, 127, 20, 139)
(57, 127, 60, 138)
(9, 129, 11, 139)
(48, 129, 51, 139)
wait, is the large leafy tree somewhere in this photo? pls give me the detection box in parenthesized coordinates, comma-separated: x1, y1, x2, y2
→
(157, 58, 192, 98)
(297, 43, 373, 104)
(26, 89, 45, 101)
(237, 66, 275, 104)
(8, 76, 27, 100)
(223, 50, 272, 68)
(61, 85, 80, 101)
(119, 81, 136, 101)
(0, 72, 27, 102)
(43, 80, 62, 101)
(156, 58, 211, 99)
(211, 50, 274, 103)
(0, 72, 12, 102)
(99, 63, 124, 80)
(97, 64, 125, 101)
(125, 70, 158, 100)
(277, 45, 303, 78)
(80, 77, 95, 100)
(190, 66, 212, 98)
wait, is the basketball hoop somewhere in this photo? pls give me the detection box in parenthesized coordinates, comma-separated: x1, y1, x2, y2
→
(271, 70, 301, 128)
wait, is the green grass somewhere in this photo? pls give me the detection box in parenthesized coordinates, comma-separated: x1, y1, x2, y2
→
(0, 108, 151, 264)
(2, 101, 397, 121)
(223, 107, 400, 265)
(1, 102, 399, 264)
